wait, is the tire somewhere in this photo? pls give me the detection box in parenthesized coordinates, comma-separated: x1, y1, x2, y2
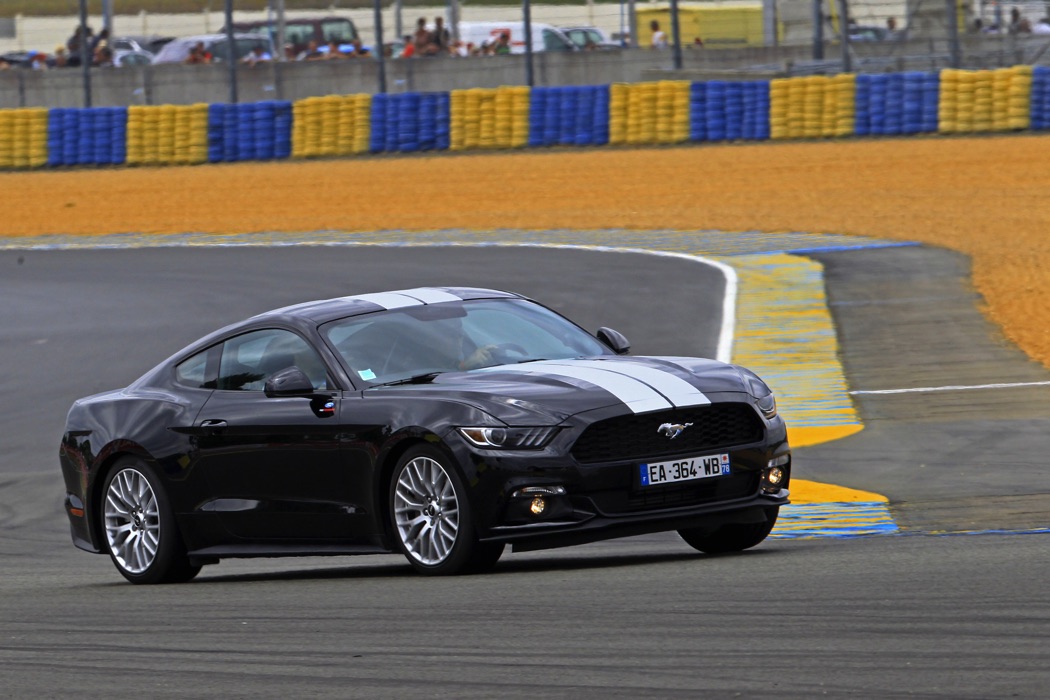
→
(101, 457, 201, 585)
(389, 445, 498, 575)
(678, 507, 779, 555)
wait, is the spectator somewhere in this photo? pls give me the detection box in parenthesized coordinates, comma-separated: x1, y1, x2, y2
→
(0, 58, 9, 70)
(431, 17, 451, 54)
(52, 46, 68, 68)
(324, 41, 346, 59)
(90, 28, 109, 55)
(400, 35, 416, 58)
(885, 16, 901, 39)
(1009, 7, 1031, 33)
(298, 40, 324, 61)
(184, 42, 211, 64)
(30, 52, 49, 70)
(492, 31, 511, 55)
(66, 24, 92, 54)
(650, 20, 668, 49)
(413, 18, 430, 55)
(350, 38, 370, 57)
(93, 44, 113, 67)
(242, 45, 272, 65)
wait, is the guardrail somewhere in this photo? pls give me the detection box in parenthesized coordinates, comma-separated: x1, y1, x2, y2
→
(1, 65, 1048, 169)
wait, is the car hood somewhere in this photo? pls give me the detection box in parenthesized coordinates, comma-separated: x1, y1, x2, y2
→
(365, 356, 751, 424)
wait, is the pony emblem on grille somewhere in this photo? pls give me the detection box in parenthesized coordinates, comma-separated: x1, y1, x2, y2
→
(657, 422, 693, 439)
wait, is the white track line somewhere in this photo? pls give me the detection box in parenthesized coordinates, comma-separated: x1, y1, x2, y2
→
(851, 381, 1050, 395)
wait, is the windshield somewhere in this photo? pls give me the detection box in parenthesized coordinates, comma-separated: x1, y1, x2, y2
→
(322, 298, 611, 385)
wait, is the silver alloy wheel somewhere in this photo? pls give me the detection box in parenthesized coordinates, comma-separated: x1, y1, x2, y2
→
(104, 468, 161, 574)
(393, 456, 461, 565)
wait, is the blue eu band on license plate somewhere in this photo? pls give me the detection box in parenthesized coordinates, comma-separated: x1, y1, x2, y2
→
(639, 453, 731, 487)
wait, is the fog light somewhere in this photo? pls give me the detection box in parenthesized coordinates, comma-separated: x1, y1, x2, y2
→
(766, 466, 784, 486)
(529, 496, 547, 515)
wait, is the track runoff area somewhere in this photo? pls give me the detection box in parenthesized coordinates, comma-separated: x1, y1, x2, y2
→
(6, 227, 941, 540)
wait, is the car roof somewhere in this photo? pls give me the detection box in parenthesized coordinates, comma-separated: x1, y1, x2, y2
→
(252, 287, 523, 325)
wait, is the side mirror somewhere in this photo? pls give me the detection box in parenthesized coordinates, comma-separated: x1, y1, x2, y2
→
(596, 327, 631, 355)
(264, 366, 315, 397)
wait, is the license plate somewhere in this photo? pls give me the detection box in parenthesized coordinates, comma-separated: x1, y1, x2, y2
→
(639, 453, 731, 487)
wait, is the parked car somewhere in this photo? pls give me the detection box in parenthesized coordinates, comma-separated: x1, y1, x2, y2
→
(152, 33, 274, 64)
(225, 16, 358, 56)
(113, 49, 154, 67)
(563, 26, 622, 50)
(110, 34, 175, 55)
(456, 21, 578, 53)
(59, 287, 790, 584)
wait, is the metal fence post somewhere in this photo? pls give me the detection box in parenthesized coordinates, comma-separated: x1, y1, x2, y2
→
(837, 0, 852, 73)
(813, 0, 824, 60)
(946, 0, 962, 68)
(374, 0, 387, 93)
(78, 0, 92, 107)
(670, 0, 683, 69)
(524, 0, 535, 87)
(224, 0, 238, 103)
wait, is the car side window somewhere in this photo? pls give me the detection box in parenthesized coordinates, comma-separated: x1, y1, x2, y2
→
(322, 20, 356, 43)
(543, 29, 572, 51)
(217, 329, 329, 392)
(175, 345, 220, 389)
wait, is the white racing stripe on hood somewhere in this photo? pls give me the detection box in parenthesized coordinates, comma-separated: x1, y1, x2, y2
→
(482, 362, 672, 414)
(344, 292, 424, 310)
(541, 359, 711, 408)
(396, 288, 463, 304)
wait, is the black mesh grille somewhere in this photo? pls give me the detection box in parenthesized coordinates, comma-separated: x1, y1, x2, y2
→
(586, 471, 759, 514)
(571, 403, 764, 464)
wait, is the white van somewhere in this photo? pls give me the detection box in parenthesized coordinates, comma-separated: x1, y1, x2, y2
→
(454, 21, 577, 54)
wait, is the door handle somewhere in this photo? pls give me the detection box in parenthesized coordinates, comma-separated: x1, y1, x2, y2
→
(200, 419, 228, 434)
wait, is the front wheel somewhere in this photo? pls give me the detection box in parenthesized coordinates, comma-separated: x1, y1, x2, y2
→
(389, 445, 499, 575)
(102, 457, 200, 584)
(678, 507, 779, 554)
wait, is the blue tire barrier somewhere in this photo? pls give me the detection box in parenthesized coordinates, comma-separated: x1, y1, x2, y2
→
(417, 93, 436, 152)
(45, 107, 126, 166)
(855, 74, 872, 136)
(205, 101, 291, 163)
(921, 72, 940, 133)
(1033, 66, 1050, 130)
(527, 88, 546, 147)
(207, 103, 225, 163)
(706, 80, 727, 142)
(690, 82, 707, 142)
(46, 108, 65, 167)
(724, 81, 744, 141)
(593, 84, 610, 145)
(273, 101, 292, 159)
(369, 94, 388, 153)
(434, 92, 451, 151)
(884, 73, 904, 135)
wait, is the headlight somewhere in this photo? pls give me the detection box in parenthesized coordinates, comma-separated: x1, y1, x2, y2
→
(458, 426, 559, 449)
(744, 374, 778, 419)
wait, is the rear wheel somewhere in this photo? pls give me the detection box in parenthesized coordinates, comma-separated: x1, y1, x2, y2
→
(389, 445, 499, 575)
(102, 457, 200, 584)
(678, 507, 779, 554)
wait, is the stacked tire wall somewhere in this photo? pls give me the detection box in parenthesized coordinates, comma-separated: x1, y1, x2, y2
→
(3, 66, 1050, 170)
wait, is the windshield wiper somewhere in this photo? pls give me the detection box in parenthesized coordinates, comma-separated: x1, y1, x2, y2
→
(374, 372, 442, 387)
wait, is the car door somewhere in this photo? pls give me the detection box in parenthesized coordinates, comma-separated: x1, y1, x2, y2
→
(193, 328, 369, 541)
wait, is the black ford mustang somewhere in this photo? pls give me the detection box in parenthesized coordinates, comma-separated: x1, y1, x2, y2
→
(60, 287, 790, 584)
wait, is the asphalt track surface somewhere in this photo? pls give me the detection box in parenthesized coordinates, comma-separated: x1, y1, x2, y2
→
(2, 244, 1049, 698)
